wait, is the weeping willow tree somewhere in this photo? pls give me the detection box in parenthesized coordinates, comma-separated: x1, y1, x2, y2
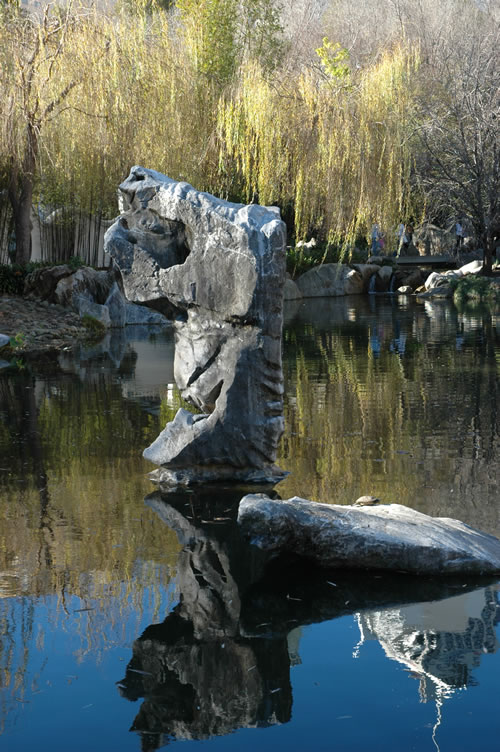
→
(39, 5, 231, 219)
(38, 0, 286, 219)
(0, 2, 221, 262)
(0, 2, 113, 263)
(1, 0, 422, 263)
(217, 43, 422, 246)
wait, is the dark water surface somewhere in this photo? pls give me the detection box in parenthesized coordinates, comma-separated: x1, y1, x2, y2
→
(0, 297, 498, 751)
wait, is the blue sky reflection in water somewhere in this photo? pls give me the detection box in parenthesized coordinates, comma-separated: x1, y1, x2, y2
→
(0, 296, 499, 751)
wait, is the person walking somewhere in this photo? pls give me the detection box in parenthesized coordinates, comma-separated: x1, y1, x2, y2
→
(399, 222, 413, 256)
(455, 219, 464, 250)
(395, 222, 405, 256)
(371, 223, 380, 255)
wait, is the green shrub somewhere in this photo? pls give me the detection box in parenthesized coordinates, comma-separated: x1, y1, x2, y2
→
(9, 332, 26, 349)
(81, 314, 106, 338)
(451, 275, 500, 307)
(0, 264, 28, 295)
(67, 255, 85, 271)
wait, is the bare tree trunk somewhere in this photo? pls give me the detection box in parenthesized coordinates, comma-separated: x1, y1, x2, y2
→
(9, 181, 34, 266)
(482, 232, 493, 277)
(8, 125, 37, 265)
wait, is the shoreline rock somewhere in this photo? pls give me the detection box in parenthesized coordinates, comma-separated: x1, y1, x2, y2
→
(238, 494, 500, 575)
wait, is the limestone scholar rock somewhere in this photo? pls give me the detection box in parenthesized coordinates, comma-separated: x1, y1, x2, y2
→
(104, 167, 287, 484)
(237, 494, 500, 575)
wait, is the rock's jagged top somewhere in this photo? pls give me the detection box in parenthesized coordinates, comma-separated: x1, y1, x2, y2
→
(105, 165, 286, 324)
(238, 494, 500, 575)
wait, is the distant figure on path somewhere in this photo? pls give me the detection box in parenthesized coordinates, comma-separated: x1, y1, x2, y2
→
(455, 219, 464, 250)
(371, 223, 380, 255)
(394, 222, 405, 256)
(399, 222, 413, 256)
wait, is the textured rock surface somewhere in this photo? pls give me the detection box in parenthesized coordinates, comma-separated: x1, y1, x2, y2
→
(23, 265, 168, 327)
(351, 263, 381, 284)
(377, 265, 393, 283)
(295, 263, 364, 298)
(238, 495, 500, 575)
(104, 166, 285, 322)
(24, 264, 74, 300)
(424, 259, 483, 292)
(400, 268, 426, 290)
(283, 278, 302, 300)
(54, 267, 113, 307)
(104, 166, 287, 484)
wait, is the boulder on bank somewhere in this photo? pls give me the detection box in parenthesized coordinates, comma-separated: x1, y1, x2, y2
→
(24, 264, 74, 300)
(351, 264, 381, 284)
(424, 259, 483, 292)
(54, 267, 113, 308)
(24, 265, 169, 328)
(283, 278, 302, 300)
(400, 268, 426, 291)
(237, 494, 500, 575)
(295, 263, 363, 298)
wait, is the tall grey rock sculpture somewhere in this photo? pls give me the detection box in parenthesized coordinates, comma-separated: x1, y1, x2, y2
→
(104, 167, 287, 484)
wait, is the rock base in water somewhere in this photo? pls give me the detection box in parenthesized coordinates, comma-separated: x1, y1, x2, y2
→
(237, 494, 500, 575)
(148, 465, 289, 487)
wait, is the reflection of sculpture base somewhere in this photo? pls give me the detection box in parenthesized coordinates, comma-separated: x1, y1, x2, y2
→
(118, 488, 291, 746)
(120, 613, 292, 743)
(148, 464, 289, 486)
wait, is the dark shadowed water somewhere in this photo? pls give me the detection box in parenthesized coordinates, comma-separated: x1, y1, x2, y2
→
(0, 295, 498, 751)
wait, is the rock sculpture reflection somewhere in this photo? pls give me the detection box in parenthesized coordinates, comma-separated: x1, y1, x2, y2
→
(117, 490, 499, 748)
(355, 586, 500, 702)
(117, 488, 292, 747)
(104, 167, 287, 485)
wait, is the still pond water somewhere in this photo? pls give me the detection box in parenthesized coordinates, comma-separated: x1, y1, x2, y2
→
(0, 295, 499, 751)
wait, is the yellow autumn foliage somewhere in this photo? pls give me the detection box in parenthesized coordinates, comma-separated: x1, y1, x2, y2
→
(0, 1, 422, 249)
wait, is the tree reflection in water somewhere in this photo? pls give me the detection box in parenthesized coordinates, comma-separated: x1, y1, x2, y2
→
(118, 487, 500, 749)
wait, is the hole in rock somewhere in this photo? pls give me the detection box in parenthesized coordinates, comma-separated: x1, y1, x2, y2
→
(136, 214, 191, 270)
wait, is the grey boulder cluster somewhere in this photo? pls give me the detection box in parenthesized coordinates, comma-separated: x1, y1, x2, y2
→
(284, 258, 487, 300)
(23, 264, 168, 327)
(104, 166, 287, 485)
